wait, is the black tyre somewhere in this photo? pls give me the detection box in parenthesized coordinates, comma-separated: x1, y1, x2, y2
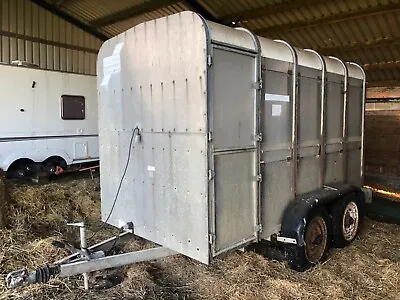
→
(8, 159, 34, 179)
(286, 207, 330, 271)
(43, 156, 67, 175)
(331, 193, 362, 248)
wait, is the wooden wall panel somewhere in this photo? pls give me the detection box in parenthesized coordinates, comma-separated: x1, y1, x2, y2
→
(365, 111, 400, 177)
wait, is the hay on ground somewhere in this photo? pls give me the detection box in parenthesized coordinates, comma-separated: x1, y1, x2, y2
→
(0, 171, 8, 227)
(0, 177, 399, 300)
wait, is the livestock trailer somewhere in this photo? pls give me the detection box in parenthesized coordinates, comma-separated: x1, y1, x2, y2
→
(0, 63, 99, 177)
(6, 11, 371, 289)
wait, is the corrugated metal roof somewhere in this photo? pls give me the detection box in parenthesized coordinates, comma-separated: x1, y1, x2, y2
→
(43, 0, 400, 86)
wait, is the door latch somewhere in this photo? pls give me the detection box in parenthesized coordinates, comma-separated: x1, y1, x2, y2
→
(254, 224, 263, 232)
(207, 132, 213, 142)
(207, 55, 213, 67)
(252, 80, 262, 90)
(208, 170, 215, 181)
(208, 233, 216, 245)
(257, 174, 263, 182)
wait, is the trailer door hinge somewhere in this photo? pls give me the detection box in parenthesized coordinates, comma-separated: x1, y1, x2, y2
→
(208, 169, 215, 181)
(208, 233, 215, 245)
(207, 55, 213, 67)
(255, 224, 263, 232)
(257, 174, 262, 182)
(252, 80, 262, 90)
(255, 133, 263, 142)
(207, 132, 213, 142)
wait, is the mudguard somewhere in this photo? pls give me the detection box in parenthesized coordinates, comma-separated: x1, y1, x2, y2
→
(281, 183, 365, 247)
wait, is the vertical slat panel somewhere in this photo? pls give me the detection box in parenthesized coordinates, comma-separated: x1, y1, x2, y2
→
(72, 26, 78, 73)
(39, 6, 46, 68)
(0, 0, 100, 74)
(32, 0, 40, 66)
(17, 0, 25, 62)
(53, 16, 60, 71)
(24, 0, 33, 63)
(89, 36, 95, 74)
(46, 10, 53, 69)
(90, 53, 96, 75)
(84, 33, 90, 74)
(78, 29, 84, 73)
(9, 0, 17, 62)
(59, 19, 66, 72)
(66, 22, 73, 72)
(92, 37, 101, 74)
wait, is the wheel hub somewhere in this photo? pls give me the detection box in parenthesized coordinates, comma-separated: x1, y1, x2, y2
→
(305, 216, 328, 264)
(342, 201, 359, 241)
(16, 170, 26, 178)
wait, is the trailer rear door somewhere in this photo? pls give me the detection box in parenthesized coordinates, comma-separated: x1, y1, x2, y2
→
(209, 46, 259, 256)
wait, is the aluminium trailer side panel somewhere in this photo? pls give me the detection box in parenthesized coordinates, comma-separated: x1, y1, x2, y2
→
(346, 72, 364, 187)
(258, 40, 365, 239)
(260, 57, 293, 237)
(97, 12, 210, 264)
(296, 65, 322, 195)
(259, 58, 325, 238)
(325, 72, 345, 184)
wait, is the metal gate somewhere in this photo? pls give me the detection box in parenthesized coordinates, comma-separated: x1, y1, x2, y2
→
(209, 46, 260, 256)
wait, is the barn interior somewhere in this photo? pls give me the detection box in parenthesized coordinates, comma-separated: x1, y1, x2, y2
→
(0, 0, 399, 299)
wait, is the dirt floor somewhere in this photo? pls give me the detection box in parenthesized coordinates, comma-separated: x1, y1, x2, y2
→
(0, 177, 399, 300)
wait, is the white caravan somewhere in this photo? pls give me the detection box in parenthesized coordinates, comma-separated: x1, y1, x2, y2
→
(0, 64, 98, 177)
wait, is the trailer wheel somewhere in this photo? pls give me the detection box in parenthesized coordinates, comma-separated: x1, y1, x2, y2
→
(43, 156, 67, 175)
(286, 207, 330, 271)
(331, 194, 361, 247)
(8, 159, 34, 178)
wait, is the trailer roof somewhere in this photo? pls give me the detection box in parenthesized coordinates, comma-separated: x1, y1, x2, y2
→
(37, 0, 400, 88)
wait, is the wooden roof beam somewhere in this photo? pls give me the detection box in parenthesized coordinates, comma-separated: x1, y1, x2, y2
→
(91, 0, 180, 28)
(52, 0, 72, 8)
(367, 87, 400, 99)
(364, 61, 400, 71)
(317, 36, 400, 55)
(184, 0, 217, 22)
(256, 2, 400, 36)
(367, 80, 400, 88)
(221, 0, 330, 24)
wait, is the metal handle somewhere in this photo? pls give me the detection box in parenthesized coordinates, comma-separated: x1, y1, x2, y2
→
(66, 221, 90, 289)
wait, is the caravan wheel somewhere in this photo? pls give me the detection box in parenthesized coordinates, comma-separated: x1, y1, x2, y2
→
(43, 157, 67, 175)
(8, 159, 34, 178)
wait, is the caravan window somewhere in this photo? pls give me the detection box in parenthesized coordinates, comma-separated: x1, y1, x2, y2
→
(61, 95, 85, 120)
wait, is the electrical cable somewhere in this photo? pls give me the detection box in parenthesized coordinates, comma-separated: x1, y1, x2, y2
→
(88, 126, 139, 241)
